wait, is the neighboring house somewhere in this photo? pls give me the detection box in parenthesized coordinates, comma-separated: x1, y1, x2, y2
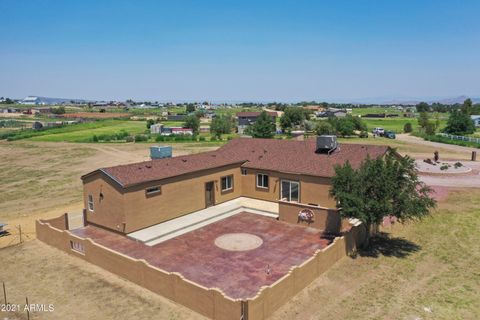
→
(19, 96, 44, 105)
(150, 123, 163, 134)
(471, 115, 480, 127)
(236, 111, 277, 134)
(81, 137, 389, 233)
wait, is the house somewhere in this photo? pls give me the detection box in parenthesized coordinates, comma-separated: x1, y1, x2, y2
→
(19, 96, 43, 105)
(80, 137, 389, 234)
(471, 115, 480, 127)
(317, 108, 348, 118)
(236, 111, 277, 134)
(150, 123, 163, 134)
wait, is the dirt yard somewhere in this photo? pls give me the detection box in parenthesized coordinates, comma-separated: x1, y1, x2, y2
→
(0, 141, 217, 248)
(1, 138, 479, 319)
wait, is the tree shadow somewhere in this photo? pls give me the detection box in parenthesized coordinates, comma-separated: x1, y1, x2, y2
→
(356, 232, 421, 259)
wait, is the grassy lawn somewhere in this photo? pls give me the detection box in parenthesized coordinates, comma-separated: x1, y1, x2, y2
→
(273, 189, 480, 320)
(363, 117, 447, 133)
(352, 107, 404, 116)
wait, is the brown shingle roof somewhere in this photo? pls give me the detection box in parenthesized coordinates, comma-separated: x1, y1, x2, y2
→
(219, 138, 389, 178)
(90, 151, 246, 188)
(84, 138, 389, 188)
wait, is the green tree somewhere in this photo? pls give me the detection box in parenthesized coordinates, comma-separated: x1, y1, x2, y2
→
(146, 119, 155, 129)
(330, 151, 436, 246)
(425, 122, 436, 135)
(51, 106, 66, 114)
(210, 115, 233, 138)
(315, 121, 335, 135)
(416, 102, 430, 113)
(280, 107, 306, 130)
(403, 122, 413, 133)
(246, 111, 276, 138)
(461, 98, 473, 115)
(186, 104, 196, 113)
(443, 110, 475, 135)
(418, 112, 430, 129)
(183, 114, 200, 135)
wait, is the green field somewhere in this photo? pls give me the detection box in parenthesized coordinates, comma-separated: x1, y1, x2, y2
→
(351, 107, 404, 116)
(0, 120, 147, 142)
(362, 118, 447, 133)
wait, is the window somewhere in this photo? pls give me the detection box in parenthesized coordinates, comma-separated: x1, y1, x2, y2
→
(146, 186, 161, 196)
(281, 180, 300, 202)
(88, 195, 94, 211)
(221, 175, 233, 191)
(70, 240, 85, 254)
(256, 173, 269, 189)
(241, 168, 247, 176)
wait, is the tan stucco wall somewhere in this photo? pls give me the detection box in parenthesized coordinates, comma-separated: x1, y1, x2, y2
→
(278, 201, 343, 233)
(83, 173, 126, 232)
(82, 165, 337, 233)
(240, 168, 336, 207)
(35, 219, 242, 320)
(83, 164, 243, 233)
(122, 164, 243, 233)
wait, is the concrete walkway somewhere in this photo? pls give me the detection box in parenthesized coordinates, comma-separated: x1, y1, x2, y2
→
(127, 197, 278, 246)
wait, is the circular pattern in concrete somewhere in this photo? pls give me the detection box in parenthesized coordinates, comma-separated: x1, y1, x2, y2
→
(214, 233, 263, 251)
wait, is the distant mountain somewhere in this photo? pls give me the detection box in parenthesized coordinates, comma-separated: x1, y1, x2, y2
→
(347, 95, 480, 105)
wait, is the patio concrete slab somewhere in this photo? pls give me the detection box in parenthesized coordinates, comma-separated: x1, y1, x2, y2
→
(127, 197, 278, 246)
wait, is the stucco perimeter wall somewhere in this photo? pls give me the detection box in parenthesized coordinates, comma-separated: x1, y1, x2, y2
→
(246, 224, 366, 320)
(278, 201, 343, 233)
(36, 219, 242, 320)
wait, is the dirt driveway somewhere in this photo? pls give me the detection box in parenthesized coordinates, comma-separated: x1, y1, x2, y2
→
(397, 133, 479, 154)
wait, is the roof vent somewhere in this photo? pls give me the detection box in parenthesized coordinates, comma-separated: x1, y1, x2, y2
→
(316, 135, 338, 154)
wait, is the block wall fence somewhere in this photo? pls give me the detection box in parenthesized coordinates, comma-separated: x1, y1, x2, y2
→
(36, 215, 365, 320)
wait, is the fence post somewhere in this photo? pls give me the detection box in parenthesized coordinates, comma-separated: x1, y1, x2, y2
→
(26, 297, 30, 320)
(2, 282, 6, 305)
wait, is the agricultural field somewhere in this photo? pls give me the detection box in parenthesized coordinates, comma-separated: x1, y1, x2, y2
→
(362, 117, 447, 133)
(2, 120, 146, 142)
(351, 107, 405, 116)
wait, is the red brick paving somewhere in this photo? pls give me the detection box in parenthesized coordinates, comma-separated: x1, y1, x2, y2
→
(71, 212, 331, 299)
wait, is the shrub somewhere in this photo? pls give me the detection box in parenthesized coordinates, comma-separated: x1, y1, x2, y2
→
(92, 135, 99, 142)
(440, 164, 450, 171)
(199, 136, 206, 141)
(134, 134, 148, 142)
(155, 135, 165, 142)
(454, 162, 463, 168)
(359, 131, 369, 138)
(125, 136, 134, 142)
(403, 122, 413, 133)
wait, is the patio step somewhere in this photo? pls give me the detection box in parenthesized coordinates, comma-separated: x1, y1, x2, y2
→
(127, 198, 279, 246)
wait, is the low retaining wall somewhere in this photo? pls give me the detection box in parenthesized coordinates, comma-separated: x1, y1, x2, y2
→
(278, 201, 350, 233)
(37, 214, 365, 320)
(36, 218, 241, 320)
(245, 223, 365, 320)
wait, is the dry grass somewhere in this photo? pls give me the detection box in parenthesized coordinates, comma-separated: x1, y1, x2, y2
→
(0, 140, 217, 248)
(0, 241, 206, 320)
(0, 139, 479, 319)
(272, 189, 480, 320)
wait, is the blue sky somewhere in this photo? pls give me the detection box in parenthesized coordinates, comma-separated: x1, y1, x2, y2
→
(1, 0, 479, 102)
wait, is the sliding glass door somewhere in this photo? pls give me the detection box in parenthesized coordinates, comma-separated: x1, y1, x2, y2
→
(281, 180, 300, 202)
